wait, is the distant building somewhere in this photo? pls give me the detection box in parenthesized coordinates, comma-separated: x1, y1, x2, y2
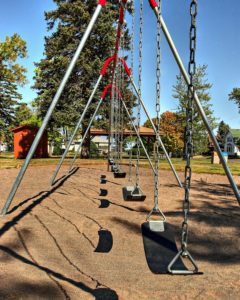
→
(92, 136, 109, 155)
(0, 141, 7, 152)
(224, 129, 240, 157)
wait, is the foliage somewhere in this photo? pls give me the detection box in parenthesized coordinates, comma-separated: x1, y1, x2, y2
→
(33, 0, 132, 158)
(229, 88, 240, 111)
(143, 112, 184, 156)
(14, 102, 42, 129)
(15, 103, 33, 124)
(160, 111, 184, 157)
(173, 64, 217, 155)
(90, 140, 99, 157)
(0, 34, 27, 142)
(216, 120, 230, 149)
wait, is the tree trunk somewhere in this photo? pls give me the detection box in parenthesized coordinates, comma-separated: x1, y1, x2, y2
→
(81, 125, 90, 159)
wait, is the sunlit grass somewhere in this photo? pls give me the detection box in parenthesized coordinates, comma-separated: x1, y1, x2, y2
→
(0, 152, 239, 175)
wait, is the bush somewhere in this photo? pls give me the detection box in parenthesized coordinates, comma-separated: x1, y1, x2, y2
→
(130, 148, 147, 157)
(90, 141, 99, 158)
(53, 142, 63, 155)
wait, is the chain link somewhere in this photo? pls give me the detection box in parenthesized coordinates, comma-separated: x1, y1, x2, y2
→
(129, 1, 135, 182)
(153, 0, 161, 210)
(181, 0, 197, 253)
(136, 0, 143, 187)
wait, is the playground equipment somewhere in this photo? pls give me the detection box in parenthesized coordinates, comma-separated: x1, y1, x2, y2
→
(1, 0, 240, 276)
(122, 0, 146, 202)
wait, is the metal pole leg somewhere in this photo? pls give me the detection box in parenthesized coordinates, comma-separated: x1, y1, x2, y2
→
(121, 99, 156, 175)
(51, 75, 103, 185)
(152, 8, 240, 204)
(1, 4, 104, 215)
(68, 98, 103, 172)
(130, 78, 183, 188)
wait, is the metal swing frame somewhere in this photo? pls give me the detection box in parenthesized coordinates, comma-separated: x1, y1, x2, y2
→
(1, 0, 239, 221)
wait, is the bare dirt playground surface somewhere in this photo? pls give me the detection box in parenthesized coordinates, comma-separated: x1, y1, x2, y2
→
(0, 164, 239, 299)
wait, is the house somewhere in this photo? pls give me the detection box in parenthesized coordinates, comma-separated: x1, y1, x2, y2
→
(92, 136, 109, 155)
(224, 129, 240, 157)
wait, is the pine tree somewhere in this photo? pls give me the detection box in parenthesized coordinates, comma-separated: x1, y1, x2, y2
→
(173, 64, 217, 155)
(229, 88, 240, 111)
(33, 0, 132, 157)
(15, 103, 33, 125)
(0, 34, 27, 142)
(216, 120, 230, 150)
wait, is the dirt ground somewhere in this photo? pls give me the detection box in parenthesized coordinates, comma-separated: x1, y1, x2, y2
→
(0, 163, 239, 300)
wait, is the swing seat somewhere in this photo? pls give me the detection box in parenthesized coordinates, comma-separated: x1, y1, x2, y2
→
(111, 165, 118, 172)
(149, 220, 165, 232)
(114, 169, 126, 178)
(122, 186, 146, 201)
(108, 158, 115, 165)
(147, 207, 166, 232)
(141, 222, 187, 274)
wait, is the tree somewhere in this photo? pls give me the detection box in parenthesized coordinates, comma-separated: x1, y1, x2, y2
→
(173, 64, 217, 155)
(33, 0, 132, 158)
(143, 111, 184, 157)
(15, 102, 42, 128)
(15, 103, 33, 125)
(216, 120, 230, 150)
(229, 88, 240, 111)
(0, 34, 27, 143)
(160, 111, 184, 157)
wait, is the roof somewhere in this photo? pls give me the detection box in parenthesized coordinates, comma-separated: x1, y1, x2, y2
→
(230, 129, 240, 139)
(10, 125, 39, 132)
(90, 126, 155, 136)
(92, 136, 108, 143)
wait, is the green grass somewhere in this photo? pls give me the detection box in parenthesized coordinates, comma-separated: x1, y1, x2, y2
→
(0, 152, 240, 175)
(0, 152, 106, 169)
(125, 156, 240, 175)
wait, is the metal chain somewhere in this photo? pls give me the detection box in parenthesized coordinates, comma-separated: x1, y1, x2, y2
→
(153, 0, 162, 210)
(128, 0, 135, 183)
(136, 0, 143, 187)
(116, 61, 121, 166)
(112, 75, 117, 163)
(181, 0, 197, 254)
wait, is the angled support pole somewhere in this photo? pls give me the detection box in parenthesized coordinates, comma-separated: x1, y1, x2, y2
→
(130, 77, 183, 188)
(51, 75, 102, 185)
(120, 98, 157, 176)
(150, 1, 240, 204)
(106, 55, 182, 187)
(51, 55, 130, 184)
(68, 85, 112, 172)
(1, 1, 106, 215)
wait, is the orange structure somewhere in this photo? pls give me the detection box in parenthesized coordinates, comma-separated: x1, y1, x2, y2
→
(11, 125, 48, 159)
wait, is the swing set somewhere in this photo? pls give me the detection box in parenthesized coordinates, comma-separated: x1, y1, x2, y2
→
(1, 0, 240, 275)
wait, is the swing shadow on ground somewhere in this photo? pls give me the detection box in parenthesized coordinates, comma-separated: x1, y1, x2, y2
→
(0, 245, 118, 300)
(0, 167, 79, 237)
(111, 195, 240, 266)
(0, 168, 118, 299)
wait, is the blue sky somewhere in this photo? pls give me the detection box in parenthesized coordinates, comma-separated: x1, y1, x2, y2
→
(1, 0, 239, 129)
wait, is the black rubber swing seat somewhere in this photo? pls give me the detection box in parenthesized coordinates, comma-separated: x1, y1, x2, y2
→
(122, 186, 146, 201)
(108, 158, 115, 165)
(111, 165, 118, 172)
(114, 169, 126, 178)
(141, 222, 188, 274)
